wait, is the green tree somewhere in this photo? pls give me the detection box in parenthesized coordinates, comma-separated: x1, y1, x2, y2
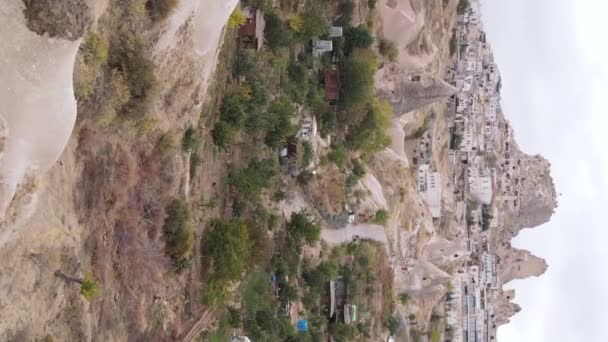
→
(264, 12, 292, 49)
(229, 158, 277, 201)
(339, 51, 377, 113)
(263, 97, 296, 148)
(220, 93, 247, 127)
(207, 219, 251, 282)
(344, 25, 374, 55)
(296, 5, 329, 42)
(289, 211, 321, 245)
(336, 0, 355, 26)
(347, 100, 392, 153)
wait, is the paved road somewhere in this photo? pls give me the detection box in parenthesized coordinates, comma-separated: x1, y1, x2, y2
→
(321, 223, 390, 254)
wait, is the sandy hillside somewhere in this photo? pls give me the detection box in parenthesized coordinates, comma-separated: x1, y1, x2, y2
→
(0, 0, 81, 226)
(0, 0, 238, 339)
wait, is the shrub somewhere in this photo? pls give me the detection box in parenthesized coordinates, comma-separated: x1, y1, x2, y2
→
(297, 170, 314, 185)
(202, 278, 229, 307)
(374, 209, 389, 225)
(243, 0, 272, 13)
(307, 81, 333, 135)
(206, 219, 250, 282)
(156, 131, 178, 154)
(228, 8, 246, 28)
(368, 0, 377, 10)
(352, 159, 365, 178)
(330, 322, 357, 342)
(288, 15, 303, 32)
(135, 117, 157, 134)
(247, 220, 272, 266)
(300, 141, 314, 168)
(378, 38, 398, 62)
(174, 257, 192, 273)
(182, 126, 200, 152)
(344, 25, 374, 55)
(80, 275, 100, 301)
(327, 145, 348, 168)
(346, 160, 365, 188)
(449, 32, 458, 56)
(236, 49, 258, 77)
(386, 315, 399, 335)
(399, 292, 410, 304)
(414, 115, 431, 138)
(287, 62, 310, 103)
(82, 32, 108, 66)
(146, 0, 179, 21)
(450, 128, 463, 149)
(457, 0, 470, 14)
(228, 307, 242, 328)
(229, 158, 277, 201)
(268, 214, 280, 230)
(101, 69, 131, 119)
(108, 33, 157, 117)
(346, 100, 392, 153)
(212, 121, 235, 149)
(163, 199, 194, 259)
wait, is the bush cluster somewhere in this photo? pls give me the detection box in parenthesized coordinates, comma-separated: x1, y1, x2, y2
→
(163, 199, 194, 259)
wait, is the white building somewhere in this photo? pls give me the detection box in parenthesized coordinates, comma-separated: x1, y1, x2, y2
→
(418, 164, 442, 218)
(461, 117, 476, 153)
(312, 40, 333, 56)
(298, 116, 317, 141)
(329, 26, 343, 38)
(484, 97, 498, 122)
(468, 167, 493, 205)
(482, 253, 498, 288)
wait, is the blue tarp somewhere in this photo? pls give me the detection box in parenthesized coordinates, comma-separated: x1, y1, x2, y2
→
(297, 319, 308, 332)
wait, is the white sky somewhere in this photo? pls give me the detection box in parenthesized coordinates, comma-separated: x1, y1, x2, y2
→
(480, 0, 608, 341)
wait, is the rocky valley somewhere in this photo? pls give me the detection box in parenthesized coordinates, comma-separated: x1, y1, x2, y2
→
(0, 0, 556, 341)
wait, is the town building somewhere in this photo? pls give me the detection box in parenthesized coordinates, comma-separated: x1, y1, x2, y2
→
(312, 39, 333, 56)
(238, 7, 265, 50)
(320, 67, 340, 102)
(418, 164, 442, 218)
